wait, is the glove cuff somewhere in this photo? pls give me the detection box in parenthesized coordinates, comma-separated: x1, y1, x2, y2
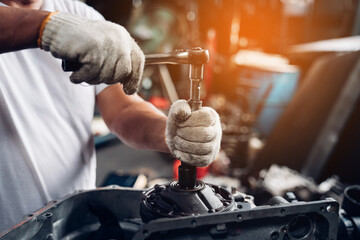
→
(37, 11, 59, 48)
(38, 12, 87, 51)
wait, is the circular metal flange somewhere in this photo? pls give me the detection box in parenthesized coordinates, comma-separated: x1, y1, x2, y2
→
(170, 180, 205, 192)
(140, 181, 234, 223)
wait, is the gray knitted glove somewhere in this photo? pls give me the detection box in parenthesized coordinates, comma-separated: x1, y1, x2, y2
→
(166, 100, 222, 167)
(40, 12, 144, 94)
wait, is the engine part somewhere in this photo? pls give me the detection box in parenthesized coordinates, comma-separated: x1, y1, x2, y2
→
(338, 185, 360, 240)
(0, 186, 339, 240)
(140, 181, 234, 223)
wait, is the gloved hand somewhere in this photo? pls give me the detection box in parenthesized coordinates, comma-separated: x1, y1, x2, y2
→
(39, 12, 144, 95)
(166, 100, 222, 167)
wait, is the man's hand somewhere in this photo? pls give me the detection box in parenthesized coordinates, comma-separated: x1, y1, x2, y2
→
(39, 12, 144, 94)
(166, 100, 222, 167)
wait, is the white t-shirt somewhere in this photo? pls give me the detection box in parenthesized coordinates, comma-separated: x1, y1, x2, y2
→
(0, 0, 109, 232)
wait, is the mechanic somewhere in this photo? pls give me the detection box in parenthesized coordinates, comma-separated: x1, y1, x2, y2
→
(0, 0, 221, 232)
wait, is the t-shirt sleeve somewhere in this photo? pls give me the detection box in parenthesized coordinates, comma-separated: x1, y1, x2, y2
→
(70, 1, 105, 21)
(95, 84, 110, 96)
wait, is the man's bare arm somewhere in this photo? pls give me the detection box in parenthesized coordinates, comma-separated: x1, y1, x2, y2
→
(96, 84, 169, 153)
(0, 6, 49, 53)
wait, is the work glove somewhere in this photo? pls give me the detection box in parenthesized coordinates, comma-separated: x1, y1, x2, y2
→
(38, 12, 144, 94)
(166, 100, 222, 167)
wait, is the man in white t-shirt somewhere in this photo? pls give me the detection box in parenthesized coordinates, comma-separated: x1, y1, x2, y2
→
(0, 0, 222, 232)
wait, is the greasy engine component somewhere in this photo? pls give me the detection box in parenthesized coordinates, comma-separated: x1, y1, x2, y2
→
(140, 181, 234, 222)
(0, 186, 339, 240)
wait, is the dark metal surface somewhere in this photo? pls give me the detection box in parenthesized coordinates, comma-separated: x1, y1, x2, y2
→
(338, 185, 360, 240)
(0, 186, 144, 240)
(0, 186, 340, 240)
(136, 199, 339, 240)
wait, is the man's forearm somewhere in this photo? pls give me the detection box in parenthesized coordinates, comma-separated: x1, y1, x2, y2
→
(0, 6, 49, 53)
(96, 85, 170, 153)
(111, 101, 169, 152)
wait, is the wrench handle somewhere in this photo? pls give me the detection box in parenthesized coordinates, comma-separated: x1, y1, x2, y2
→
(62, 49, 209, 72)
(62, 59, 82, 72)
